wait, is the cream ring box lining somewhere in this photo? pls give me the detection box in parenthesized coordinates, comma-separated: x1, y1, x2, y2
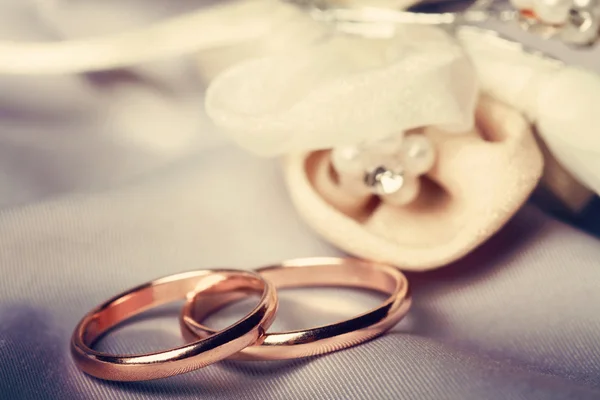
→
(284, 96, 542, 271)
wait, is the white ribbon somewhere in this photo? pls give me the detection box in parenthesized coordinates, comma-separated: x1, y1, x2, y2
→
(0, 0, 424, 76)
(0, 0, 299, 75)
(205, 25, 479, 156)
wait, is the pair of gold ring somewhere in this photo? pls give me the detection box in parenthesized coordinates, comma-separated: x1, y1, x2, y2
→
(71, 257, 411, 381)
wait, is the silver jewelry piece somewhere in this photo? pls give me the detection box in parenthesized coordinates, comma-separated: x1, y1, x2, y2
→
(330, 133, 435, 205)
(285, 0, 600, 47)
(364, 165, 406, 195)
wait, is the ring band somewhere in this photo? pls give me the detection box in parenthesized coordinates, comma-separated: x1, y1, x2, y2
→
(180, 257, 411, 360)
(71, 270, 277, 381)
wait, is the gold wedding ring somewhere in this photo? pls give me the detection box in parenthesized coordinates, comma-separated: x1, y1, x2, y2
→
(71, 258, 411, 381)
(181, 257, 411, 360)
(71, 270, 277, 381)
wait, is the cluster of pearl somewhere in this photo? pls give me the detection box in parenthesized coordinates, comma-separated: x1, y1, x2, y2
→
(512, 0, 600, 45)
(330, 132, 436, 206)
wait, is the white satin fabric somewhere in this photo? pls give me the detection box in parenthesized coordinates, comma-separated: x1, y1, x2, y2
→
(0, 1, 225, 207)
(1, 2, 600, 400)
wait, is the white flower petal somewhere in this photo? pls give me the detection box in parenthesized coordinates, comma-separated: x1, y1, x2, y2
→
(206, 25, 478, 156)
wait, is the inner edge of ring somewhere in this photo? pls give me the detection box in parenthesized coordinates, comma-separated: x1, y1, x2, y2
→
(73, 269, 276, 363)
(182, 260, 408, 343)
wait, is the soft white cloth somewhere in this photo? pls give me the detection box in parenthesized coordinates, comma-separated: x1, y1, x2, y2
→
(1, 2, 600, 400)
(0, 1, 225, 207)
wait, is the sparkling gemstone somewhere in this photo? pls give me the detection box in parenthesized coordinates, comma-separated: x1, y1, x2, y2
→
(400, 134, 436, 175)
(381, 176, 420, 206)
(364, 165, 405, 195)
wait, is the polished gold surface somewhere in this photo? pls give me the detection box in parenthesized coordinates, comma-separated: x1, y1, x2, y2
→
(71, 270, 277, 381)
(181, 257, 411, 360)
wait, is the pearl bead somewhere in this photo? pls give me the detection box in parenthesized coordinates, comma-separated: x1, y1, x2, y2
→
(381, 176, 420, 206)
(399, 134, 436, 175)
(330, 145, 364, 177)
(533, 0, 572, 24)
(330, 146, 373, 197)
(355, 134, 403, 175)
